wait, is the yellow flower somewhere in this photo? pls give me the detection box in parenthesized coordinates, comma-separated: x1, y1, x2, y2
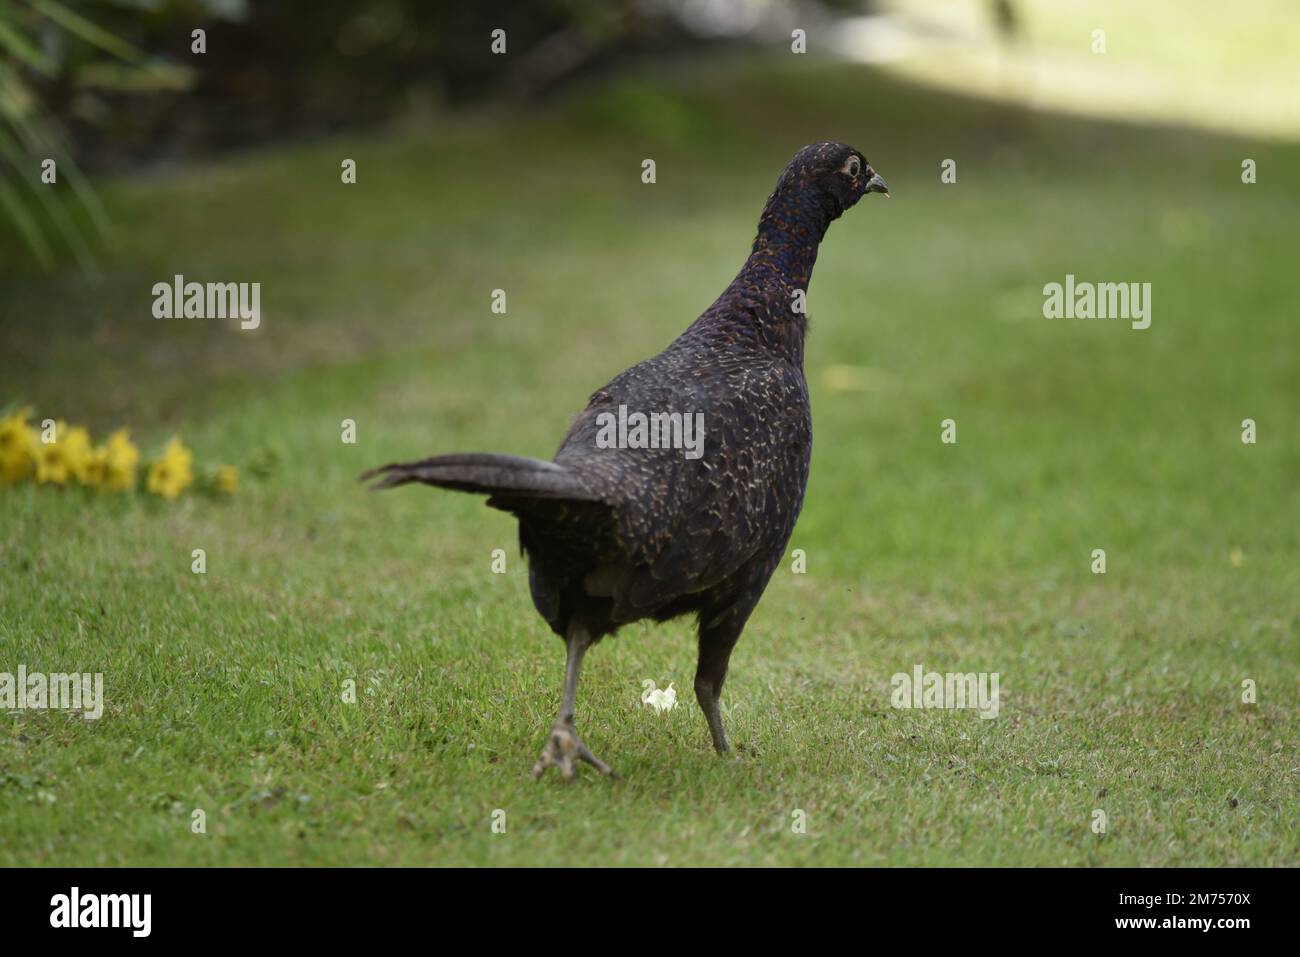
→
(146, 436, 194, 500)
(82, 446, 109, 487)
(214, 464, 239, 495)
(102, 428, 140, 492)
(34, 420, 93, 486)
(0, 406, 38, 484)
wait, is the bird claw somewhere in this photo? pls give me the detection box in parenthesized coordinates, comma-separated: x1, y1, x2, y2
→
(531, 720, 617, 780)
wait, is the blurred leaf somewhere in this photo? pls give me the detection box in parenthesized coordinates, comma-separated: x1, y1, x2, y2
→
(27, 0, 146, 63)
(0, 59, 37, 119)
(0, 177, 52, 266)
(0, 9, 56, 75)
(0, 131, 98, 271)
(74, 59, 193, 92)
(56, 147, 112, 242)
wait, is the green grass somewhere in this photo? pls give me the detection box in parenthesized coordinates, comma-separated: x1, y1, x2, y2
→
(2, 56, 1298, 866)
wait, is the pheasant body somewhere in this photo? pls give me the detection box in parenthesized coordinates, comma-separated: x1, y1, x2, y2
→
(365, 142, 888, 774)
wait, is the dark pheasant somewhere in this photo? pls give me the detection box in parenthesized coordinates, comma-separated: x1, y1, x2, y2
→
(364, 142, 888, 777)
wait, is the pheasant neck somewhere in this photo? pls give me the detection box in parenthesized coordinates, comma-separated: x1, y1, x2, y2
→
(747, 187, 834, 289)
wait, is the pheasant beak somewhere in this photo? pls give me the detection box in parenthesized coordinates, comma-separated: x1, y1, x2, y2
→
(865, 171, 890, 198)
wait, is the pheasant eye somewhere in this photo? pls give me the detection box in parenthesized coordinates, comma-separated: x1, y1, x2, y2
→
(847, 158, 860, 177)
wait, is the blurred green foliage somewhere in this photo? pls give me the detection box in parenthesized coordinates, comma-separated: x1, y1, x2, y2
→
(0, 0, 203, 269)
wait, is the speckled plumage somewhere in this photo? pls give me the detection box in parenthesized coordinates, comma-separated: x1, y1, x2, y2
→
(365, 142, 887, 769)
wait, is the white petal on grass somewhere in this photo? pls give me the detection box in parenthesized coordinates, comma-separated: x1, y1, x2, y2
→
(640, 679, 678, 714)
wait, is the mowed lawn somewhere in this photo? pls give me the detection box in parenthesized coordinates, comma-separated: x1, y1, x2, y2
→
(1, 59, 1297, 866)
